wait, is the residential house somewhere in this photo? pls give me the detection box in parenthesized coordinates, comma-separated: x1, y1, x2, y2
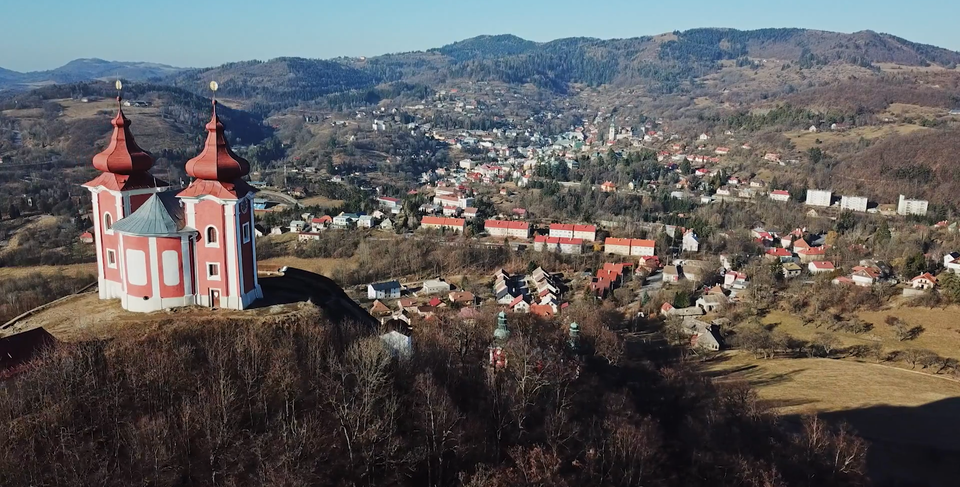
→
(765, 247, 795, 263)
(911, 273, 937, 290)
(333, 213, 360, 228)
(379, 219, 394, 230)
(683, 318, 723, 351)
(448, 291, 476, 306)
(289, 220, 306, 233)
(79, 231, 94, 244)
(509, 295, 530, 313)
(357, 215, 376, 228)
(380, 321, 412, 358)
(797, 246, 827, 264)
(681, 230, 699, 253)
(370, 300, 392, 317)
(463, 207, 478, 220)
(696, 293, 728, 313)
(600, 181, 617, 193)
(782, 263, 803, 278)
(662, 264, 681, 284)
(944, 252, 960, 273)
(485, 220, 531, 239)
(297, 232, 322, 242)
(368, 280, 402, 300)
(420, 279, 452, 295)
(377, 196, 402, 214)
(723, 271, 749, 290)
(851, 266, 881, 287)
(808, 261, 835, 275)
(769, 190, 790, 202)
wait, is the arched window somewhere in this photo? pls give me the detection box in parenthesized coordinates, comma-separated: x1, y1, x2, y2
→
(103, 212, 113, 231)
(206, 226, 219, 246)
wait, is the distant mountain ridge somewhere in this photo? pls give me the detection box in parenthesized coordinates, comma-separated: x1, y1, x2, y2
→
(4, 28, 960, 99)
(0, 58, 183, 90)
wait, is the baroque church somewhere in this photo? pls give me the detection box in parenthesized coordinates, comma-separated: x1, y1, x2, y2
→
(83, 95, 262, 312)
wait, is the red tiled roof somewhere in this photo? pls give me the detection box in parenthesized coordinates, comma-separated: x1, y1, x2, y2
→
(630, 239, 656, 248)
(485, 219, 529, 230)
(766, 248, 792, 256)
(912, 273, 937, 283)
(810, 261, 835, 270)
(421, 216, 465, 227)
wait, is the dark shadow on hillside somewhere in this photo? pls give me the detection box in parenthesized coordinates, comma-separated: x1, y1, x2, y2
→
(786, 398, 960, 487)
(254, 267, 377, 329)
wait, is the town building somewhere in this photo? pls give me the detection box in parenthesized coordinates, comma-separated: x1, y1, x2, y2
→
(840, 195, 868, 212)
(368, 280, 401, 300)
(485, 219, 531, 239)
(897, 195, 929, 216)
(548, 223, 597, 241)
(420, 216, 466, 232)
(377, 196, 402, 214)
(805, 189, 832, 207)
(420, 279, 452, 295)
(83, 98, 261, 312)
(769, 190, 790, 202)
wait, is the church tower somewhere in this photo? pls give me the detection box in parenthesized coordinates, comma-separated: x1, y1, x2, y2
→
(83, 96, 168, 300)
(177, 100, 262, 309)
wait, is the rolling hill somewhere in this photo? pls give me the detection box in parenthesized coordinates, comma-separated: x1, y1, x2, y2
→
(0, 59, 183, 91)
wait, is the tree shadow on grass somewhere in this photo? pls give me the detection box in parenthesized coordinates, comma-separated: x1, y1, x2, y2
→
(786, 398, 960, 487)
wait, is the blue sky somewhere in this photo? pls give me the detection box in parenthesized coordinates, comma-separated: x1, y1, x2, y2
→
(3, 0, 959, 72)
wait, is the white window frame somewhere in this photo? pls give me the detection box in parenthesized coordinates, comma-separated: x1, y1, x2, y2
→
(242, 222, 251, 243)
(205, 226, 219, 248)
(106, 249, 117, 269)
(207, 262, 221, 280)
(103, 212, 114, 234)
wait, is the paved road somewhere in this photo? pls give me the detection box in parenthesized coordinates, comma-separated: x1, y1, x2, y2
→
(256, 189, 299, 205)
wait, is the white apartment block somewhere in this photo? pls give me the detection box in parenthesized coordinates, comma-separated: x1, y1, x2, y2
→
(805, 189, 832, 207)
(898, 195, 929, 216)
(840, 195, 868, 212)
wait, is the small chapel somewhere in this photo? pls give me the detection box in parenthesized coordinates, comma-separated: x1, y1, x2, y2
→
(83, 94, 262, 312)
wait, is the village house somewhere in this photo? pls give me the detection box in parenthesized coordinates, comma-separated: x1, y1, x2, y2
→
(485, 219, 531, 239)
(808, 261, 835, 275)
(79, 231, 94, 244)
(696, 293, 728, 313)
(420, 279, 452, 295)
(782, 263, 803, 278)
(377, 196, 402, 214)
(851, 266, 882, 287)
(723, 271, 749, 290)
(289, 220, 306, 233)
(681, 230, 699, 253)
(448, 291, 476, 306)
(911, 273, 937, 290)
(368, 280, 401, 300)
(683, 318, 723, 351)
(600, 181, 617, 193)
(944, 252, 960, 273)
(769, 190, 790, 202)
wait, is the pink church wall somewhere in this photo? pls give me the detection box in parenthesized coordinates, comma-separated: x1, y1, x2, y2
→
(156, 237, 187, 299)
(193, 199, 228, 297)
(97, 191, 121, 284)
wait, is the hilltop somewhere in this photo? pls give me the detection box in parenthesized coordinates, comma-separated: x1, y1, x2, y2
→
(0, 58, 183, 91)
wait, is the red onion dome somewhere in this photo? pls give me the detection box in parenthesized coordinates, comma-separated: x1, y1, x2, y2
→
(184, 101, 250, 182)
(91, 98, 155, 175)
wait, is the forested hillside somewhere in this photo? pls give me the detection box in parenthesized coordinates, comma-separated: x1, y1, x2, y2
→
(0, 311, 869, 486)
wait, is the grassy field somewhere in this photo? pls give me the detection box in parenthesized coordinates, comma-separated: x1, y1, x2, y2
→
(299, 195, 345, 208)
(785, 124, 930, 151)
(762, 306, 960, 361)
(0, 263, 97, 280)
(707, 353, 960, 486)
(257, 255, 357, 278)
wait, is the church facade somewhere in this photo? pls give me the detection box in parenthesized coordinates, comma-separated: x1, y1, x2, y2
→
(83, 97, 262, 312)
